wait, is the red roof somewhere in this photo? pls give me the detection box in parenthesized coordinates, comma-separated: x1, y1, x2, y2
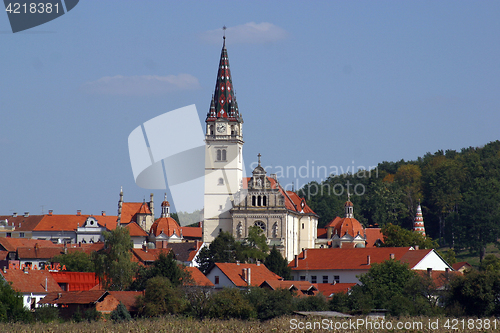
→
(260, 280, 318, 295)
(124, 222, 148, 237)
(108, 291, 142, 312)
(1, 269, 62, 294)
(365, 228, 384, 247)
(66, 242, 105, 255)
(39, 290, 108, 305)
(315, 283, 356, 298)
(184, 267, 214, 287)
(17, 246, 63, 259)
(289, 247, 418, 271)
(121, 202, 151, 224)
(414, 270, 462, 289)
(32, 214, 117, 232)
(0, 214, 45, 231)
(50, 272, 99, 291)
(181, 226, 202, 239)
(0, 238, 55, 252)
(325, 217, 342, 228)
(212, 262, 282, 287)
(335, 218, 364, 238)
(131, 248, 171, 264)
(317, 228, 327, 238)
(452, 262, 472, 271)
(150, 217, 181, 237)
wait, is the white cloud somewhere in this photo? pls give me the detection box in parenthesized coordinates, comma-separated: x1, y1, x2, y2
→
(201, 22, 288, 44)
(81, 74, 200, 96)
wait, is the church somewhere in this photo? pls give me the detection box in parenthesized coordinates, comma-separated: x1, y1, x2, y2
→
(202, 37, 318, 260)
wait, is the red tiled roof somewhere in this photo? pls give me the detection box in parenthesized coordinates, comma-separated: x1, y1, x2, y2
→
(0, 238, 55, 252)
(260, 280, 317, 293)
(1, 269, 62, 294)
(121, 203, 151, 224)
(108, 291, 142, 312)
(315, 283, 356, 298)
(213, 263, 282, 287)
(181, 226, 202, 239)
(317, 228, 327, 239)
(289, 247, 414, 271)
(414, 270, 462, 289)
(365, 228, 384, 247)
(184, 267, 214, 287)
(17, 246, 63, 259)
(150, 217, 181, 237)
(66, 242, 105, 255)
(124, 222, 148, 237)
(39, 290, 108, 305)
(452, 262, 472, 271)
(0, 251, 8, 260)
(0, 215, 45, 231)
(131, 248, 171, 264)
(400, 249, 433, 268)
(33, 214, 117, 232)
(325, 217, 341, 228)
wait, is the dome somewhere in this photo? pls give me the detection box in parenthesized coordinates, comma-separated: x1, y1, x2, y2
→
(150, 217, 181, 237)
(344, 201, 353, 207)
(334, 217, 364, 238)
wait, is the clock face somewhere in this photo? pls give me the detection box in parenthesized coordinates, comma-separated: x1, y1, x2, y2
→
(217, 124, 226, 133)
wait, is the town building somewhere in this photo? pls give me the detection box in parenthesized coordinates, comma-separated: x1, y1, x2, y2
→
(205, 262, 282, 288)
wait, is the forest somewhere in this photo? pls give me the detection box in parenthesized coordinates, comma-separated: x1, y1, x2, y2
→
(299, 140, 500, 261)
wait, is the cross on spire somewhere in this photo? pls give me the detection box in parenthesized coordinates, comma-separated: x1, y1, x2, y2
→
(258, 153, 261, 166)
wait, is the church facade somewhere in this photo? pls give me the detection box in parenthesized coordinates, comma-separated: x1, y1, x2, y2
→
(202, 37, 318, 260)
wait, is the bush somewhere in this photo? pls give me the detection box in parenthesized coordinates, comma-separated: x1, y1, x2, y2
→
(294, 294, 328, 312)
(244, 287, 294, 320)
(137, 276, 188, 317)
(110, 301, 131, 322)
(33, 305, 59, 323)
(84, 308, 102, 322)
(209, 288, 254, 320)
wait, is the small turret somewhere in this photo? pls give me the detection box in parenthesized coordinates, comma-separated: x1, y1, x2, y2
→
(413, 203, 426, 236)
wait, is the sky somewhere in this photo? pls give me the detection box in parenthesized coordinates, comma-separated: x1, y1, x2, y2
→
(1, 1, 499, 218)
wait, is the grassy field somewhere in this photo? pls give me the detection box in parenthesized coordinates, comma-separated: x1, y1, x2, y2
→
(2, 315, 500, 332)
(439, 243, 500, 269)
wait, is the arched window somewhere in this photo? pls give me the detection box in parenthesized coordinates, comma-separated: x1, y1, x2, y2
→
(216, 149, 221, 161)
(272, 222, 278, 238)
(218, 178, 224, 185)
(254, 221, 266, 231)
(257, 196, 262, 206)
(263, 196, 267, 206)
(252, 196, 256, 206)
(221, 149, 226, 161)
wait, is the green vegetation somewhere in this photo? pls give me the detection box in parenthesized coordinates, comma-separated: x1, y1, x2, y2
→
(381, 223, 438, 249)
(93, 227, 137, 291)
(52, 251, 94, 272)
(0, 279, 31, 323)
(300, 140, 500, 262)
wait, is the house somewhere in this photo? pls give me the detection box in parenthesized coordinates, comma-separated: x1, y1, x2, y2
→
(289, 247, 453, 284)
(206, 262, 282, 288)
(0, 212, 44, 239)
(163, 241, 204, 267)
(124, 222, 148, 248)
(50, 271, 99, 291)
(96, 291, 142, 316)
(117, 189, 155, 233)
(131, 248, 172, 266)
(452, 261, 472, 273)
(259, 280, 318, 296)
(314, 283, 356, 299)
(1, 268, 62, 310)
(39, 290, 109, 319)
(184, 266, 214, 287)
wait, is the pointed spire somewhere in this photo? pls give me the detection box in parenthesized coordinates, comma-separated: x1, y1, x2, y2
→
(206, 31, 241, 122)
(258, 153, 261, 166)
(117, 186, 123, 225)
(413, 204, 426, 236)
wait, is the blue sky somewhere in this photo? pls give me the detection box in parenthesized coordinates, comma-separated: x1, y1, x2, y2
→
(1, 1, 499, 217)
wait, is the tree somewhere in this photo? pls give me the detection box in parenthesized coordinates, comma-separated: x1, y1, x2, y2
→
(381, 223, 438, 249)
(130, 251, 191, 290)
(110, 301, 131, 322)
(0, 280, 31, 323)
(240, 226, 269, 262)
(394, 164, 422, 228)
(208, 288, 254, 320)
(93, 227, 137, 291)
(52, 251, 94, 272)
(243, 287, 294, 320)
(196, 232, 240, 274)
(480, 254, 500, 272)
(136, 276, 188, 317)
(264, 245, 292, 280)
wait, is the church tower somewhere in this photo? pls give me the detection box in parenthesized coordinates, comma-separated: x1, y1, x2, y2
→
(203, 36, 244, 243)
(413, 203, 426, 237)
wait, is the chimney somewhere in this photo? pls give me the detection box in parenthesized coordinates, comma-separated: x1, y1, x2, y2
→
(427, 268, 432, 278)
(247, 267, 251, 286)
(48, 210, 53, 216)
(236, 261, 240, 265)
(3, 266, 6, 273)
(23, 266, 28, 274)
(390, 253, 395, 260)
(303, 249, 307, 260)
(24, 212, 29, 217)
(367, 255, 371, 265)
(294, 255, 299, 268)
(57, 293, 62, 300)
(445, 267, 450, 280)
(101, 211, 106, 216)
(256, 260, 260, 266)
(76, 210, 81, 216)
(12, 212, 17, 217)
(415, 245, 419, 250)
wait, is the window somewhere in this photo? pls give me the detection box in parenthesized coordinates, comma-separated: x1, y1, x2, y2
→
(222, 149, 226, 161)
(252, 196, 256, 206)
(302, 223, 304, 229)
(334, 275, 340, 284)
(216, 149, 227, 161)
(323, 276, 328, 283)
(219, 205, 223, 210)
(6, 233, 11, 238)
(254, 221, 266, 231)
(19, 232, 25, 238)
(257, 196, 262, 206)
(218, 178, 224, 185)
(215, 276, 219, 285)
(300, 276, 306, 281)
(311, 276, 317, 283)
(263, 196, 267, 206)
